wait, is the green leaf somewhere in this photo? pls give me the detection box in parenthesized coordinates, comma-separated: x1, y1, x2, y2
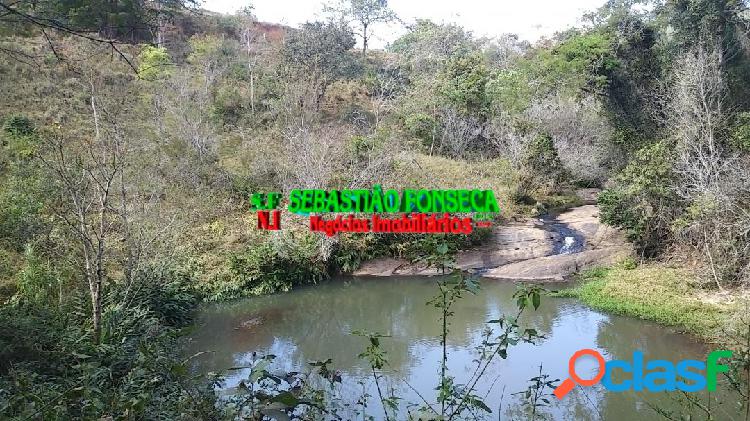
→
(170, 364, 188, 377)
(250, 360, 271, 382)
(270, 391, 301, 407)
(474, 399, 492, 412)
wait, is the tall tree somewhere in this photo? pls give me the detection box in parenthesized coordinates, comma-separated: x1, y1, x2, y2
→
(39, 89, 126, 343)
(326, 0, 397, 59)
(281, 21, 356, 110)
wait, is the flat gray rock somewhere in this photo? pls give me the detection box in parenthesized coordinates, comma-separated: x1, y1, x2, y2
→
(482, 246, 631, 282)
(352, 257, 408, 277)
(455, 223, 560, 271)
(352, 202, 632, 280)
(555, 205, 628, 248)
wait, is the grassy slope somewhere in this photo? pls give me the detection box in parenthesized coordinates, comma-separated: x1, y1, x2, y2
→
(558, 264, 732, 341)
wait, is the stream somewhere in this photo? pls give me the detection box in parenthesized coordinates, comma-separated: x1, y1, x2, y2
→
(543, 213, 587, 255)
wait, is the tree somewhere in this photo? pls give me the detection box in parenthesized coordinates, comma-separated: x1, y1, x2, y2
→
(0, 0, 199, 41)
(364, 61, 407, 127)
(598, 141, 679, 257)
(667, 43, 750, 288)
(281, 21, 357, 111)
(536, 31, 620, 97)
(390, 20, 478, 74)
(327, 0, 397, 59)
(39, 92, 126, 344)
(660, 0, 750, 110)
(138, 45, 173, 81)
(594, 3, 663, 152)
(235, 6, 260, 113)
(440, 53, 490, 115)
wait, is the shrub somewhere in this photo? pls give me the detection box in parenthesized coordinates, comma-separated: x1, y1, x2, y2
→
(526, 95, 617, 185)
(229, 233, 329, 295)
(440, 53, 490, 115)
(212, 84, 246, 125)
(0, 264, 217, 420)
(16, 246, 59, 305)
(598, 141, 680, 256)
(2, 115, 39, 159)
(522, 133, 564, 179)
(138, 45, 172, 81)
(2, 115, 34, 138)
(112, 265, 199, 327)
(334, 233, 382, 273)
(404, 112, 438, 146)
(730, 111, 750, 152)
(514, 132, 565, 201)
(0, 115, 46, 251)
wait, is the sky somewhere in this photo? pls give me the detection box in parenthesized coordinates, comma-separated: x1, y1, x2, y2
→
(201, 0, 608, 47)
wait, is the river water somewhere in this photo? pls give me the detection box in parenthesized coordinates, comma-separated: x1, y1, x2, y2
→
(184, 276, 740, 420)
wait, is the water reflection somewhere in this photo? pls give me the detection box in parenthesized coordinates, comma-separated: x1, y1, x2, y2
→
(185, 276, 738, 420)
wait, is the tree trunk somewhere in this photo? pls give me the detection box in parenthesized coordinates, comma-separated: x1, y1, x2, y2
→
(362, 24, 368, 59)
(91, 281, 102, 343)
(250, 71, 255, 113)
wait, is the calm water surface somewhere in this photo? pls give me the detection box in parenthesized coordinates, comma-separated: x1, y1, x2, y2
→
(185, 277, 739, 420)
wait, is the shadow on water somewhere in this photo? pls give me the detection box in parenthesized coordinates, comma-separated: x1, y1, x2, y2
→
(184, 276, 738, 420)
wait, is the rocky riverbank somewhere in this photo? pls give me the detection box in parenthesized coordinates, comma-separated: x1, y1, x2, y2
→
(353, 204, 632, 281)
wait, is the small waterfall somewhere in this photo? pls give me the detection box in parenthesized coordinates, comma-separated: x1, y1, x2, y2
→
(559, 236, 577, 255)
(545, 217, 586, 255)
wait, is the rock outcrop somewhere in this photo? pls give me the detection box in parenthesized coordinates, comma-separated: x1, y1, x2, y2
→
(454, 222, 561, 271)
(482, 247, 630, 282)
(353, 201, 632, 281)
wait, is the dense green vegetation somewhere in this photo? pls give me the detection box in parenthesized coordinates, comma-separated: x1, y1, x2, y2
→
(1, 0, 750, 418)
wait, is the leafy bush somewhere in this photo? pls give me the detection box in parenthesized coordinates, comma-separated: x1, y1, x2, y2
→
(0, 264, 218, 420)
(536, 32, 619, 96)
(514, 132, 565, 201)
(404, 112, 438, 146)
(334, 233, 383, 273)
(522, 133, 564, 180)
(440, 53, 490, 114)
(0, 115, 46, 251)
(2, 115, 34, 138)
(138, 45, 172, 81)
(730, 111, 750, 152)
(2, 114, 38, 159)
(16, 246, 59, 305)
(112, 265, 199, 327)
(598, 141, 680, 256)
(229, 233, 329, 295)
(212, 84, 246, 125)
